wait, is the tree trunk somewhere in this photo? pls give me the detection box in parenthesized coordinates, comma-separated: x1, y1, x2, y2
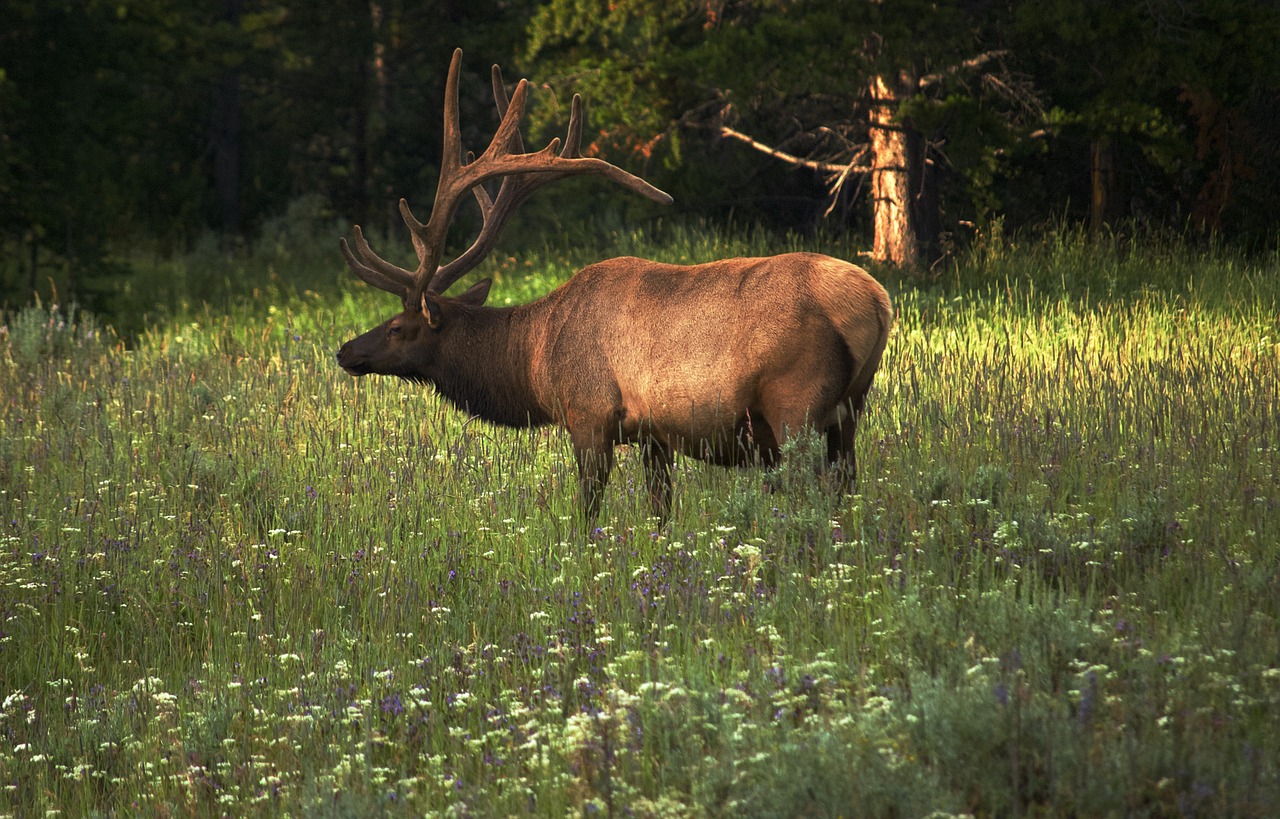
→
(352, 55, 371, 229)
(28, 234, 38, 297)
(868, 73, 920, 269)
(370, 1, 396, 233)
(212, 0, 243, 236)
(1090, 135, 1113, 236)
(912, 132, 941, 265)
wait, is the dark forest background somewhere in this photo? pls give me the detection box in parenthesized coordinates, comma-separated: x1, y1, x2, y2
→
(3, 0, 1278, 323)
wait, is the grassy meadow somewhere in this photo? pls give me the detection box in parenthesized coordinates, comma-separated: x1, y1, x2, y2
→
(2, 225, 1279, 816)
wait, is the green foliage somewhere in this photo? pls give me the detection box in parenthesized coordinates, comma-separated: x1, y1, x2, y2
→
(0, 299, 112, 370)
(2, 228, 1278, 814)
(522, 0, 700, 179)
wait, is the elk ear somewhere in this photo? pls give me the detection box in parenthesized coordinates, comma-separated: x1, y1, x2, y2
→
(421, 293, 444, 328)
(457, 278, 492, 307)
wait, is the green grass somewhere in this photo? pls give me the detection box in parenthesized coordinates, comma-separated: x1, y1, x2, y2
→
(2, 226, 1278, 816)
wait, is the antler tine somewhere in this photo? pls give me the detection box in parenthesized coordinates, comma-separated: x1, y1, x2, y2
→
(338, 226, 418, 297)
(397, 199, 432, 273)
(562, 94, 583, 158)
(491, 65, 525, 154)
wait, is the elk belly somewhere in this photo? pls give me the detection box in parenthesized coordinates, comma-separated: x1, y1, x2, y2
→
(658, 410, 780, 467)
(622, 391, 778, 467)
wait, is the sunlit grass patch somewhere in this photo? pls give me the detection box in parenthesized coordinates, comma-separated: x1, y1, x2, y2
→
(2, 230, 1278, 815)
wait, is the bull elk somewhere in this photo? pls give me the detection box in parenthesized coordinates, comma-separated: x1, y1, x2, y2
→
(336, 49, 893, 523)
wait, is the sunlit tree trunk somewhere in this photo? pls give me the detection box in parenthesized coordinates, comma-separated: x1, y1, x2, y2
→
(868, 73, 920, 269)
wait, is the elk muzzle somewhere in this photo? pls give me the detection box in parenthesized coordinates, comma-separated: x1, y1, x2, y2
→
(335, 339, 373, 376)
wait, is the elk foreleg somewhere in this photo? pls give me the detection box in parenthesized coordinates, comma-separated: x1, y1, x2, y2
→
(572, 442, 615, 526)
(642, 441, 674, 522)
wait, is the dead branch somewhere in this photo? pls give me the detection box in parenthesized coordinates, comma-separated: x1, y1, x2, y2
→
(919, 50, 1009, 87)
(718, 125, 872, 175)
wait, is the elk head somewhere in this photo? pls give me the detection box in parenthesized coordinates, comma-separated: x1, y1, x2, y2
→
(335, 49, 672, 381)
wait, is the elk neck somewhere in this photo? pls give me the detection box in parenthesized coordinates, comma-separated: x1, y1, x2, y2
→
(428, 302, 553, 429)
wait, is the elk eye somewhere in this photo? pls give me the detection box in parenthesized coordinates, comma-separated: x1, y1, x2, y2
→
(387, 324, 402, 337)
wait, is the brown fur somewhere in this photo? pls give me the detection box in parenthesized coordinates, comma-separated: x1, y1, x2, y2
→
(338, 252, 892, 522)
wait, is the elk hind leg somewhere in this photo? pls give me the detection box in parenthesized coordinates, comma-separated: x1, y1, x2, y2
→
(825, 394, 865, 493)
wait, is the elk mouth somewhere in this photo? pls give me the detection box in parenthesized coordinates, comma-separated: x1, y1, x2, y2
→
(335, 348, 371, 376)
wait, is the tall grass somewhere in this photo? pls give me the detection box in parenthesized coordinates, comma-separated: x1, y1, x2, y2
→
(1, 226, 1278, 815)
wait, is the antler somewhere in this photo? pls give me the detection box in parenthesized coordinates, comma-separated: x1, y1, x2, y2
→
(340, 48, 673, 307)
